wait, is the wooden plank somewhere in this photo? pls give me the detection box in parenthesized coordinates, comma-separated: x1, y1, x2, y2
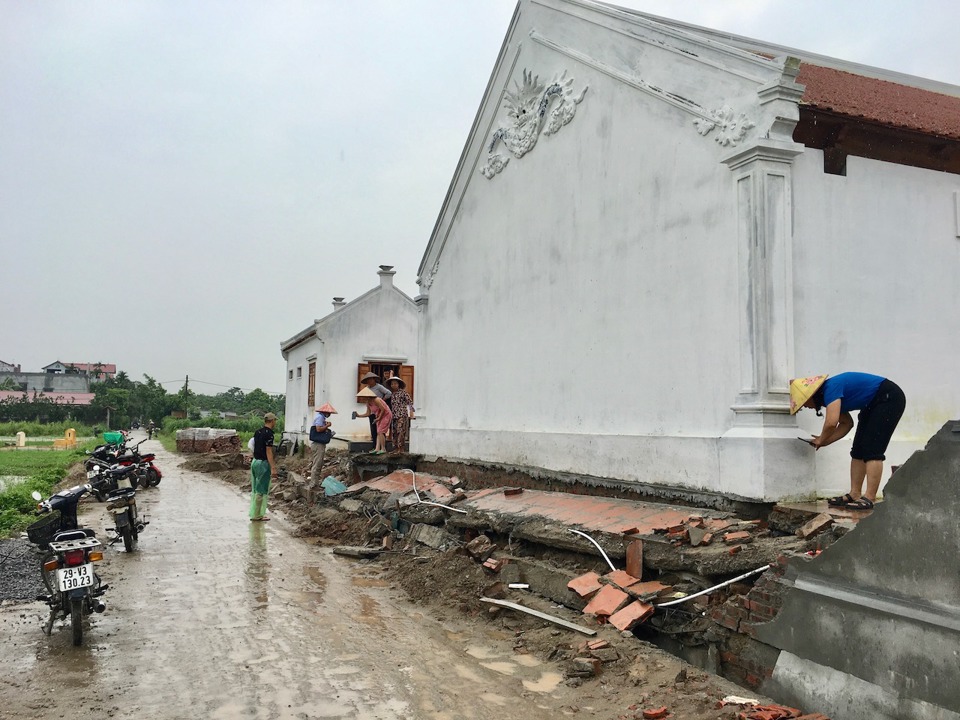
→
(479, 597, 597, 636)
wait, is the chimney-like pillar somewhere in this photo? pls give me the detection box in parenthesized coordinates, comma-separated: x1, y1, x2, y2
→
(378, 265, 395, 290)
(332, 297, 346, 311)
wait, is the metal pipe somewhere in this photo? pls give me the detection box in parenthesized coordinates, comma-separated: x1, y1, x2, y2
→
(654, 564, 771, 608)
(568, 529, 617, 572)
(396, 469, 467, 514)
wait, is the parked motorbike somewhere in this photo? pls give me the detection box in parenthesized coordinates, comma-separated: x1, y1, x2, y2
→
(85, 439, 162, 497)
(85, 460, 134, 501)
(105, 486, 148, 552)
(25, 485, 107, 646)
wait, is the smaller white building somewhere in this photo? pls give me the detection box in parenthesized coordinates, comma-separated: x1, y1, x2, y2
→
(280, 266, 419, 447)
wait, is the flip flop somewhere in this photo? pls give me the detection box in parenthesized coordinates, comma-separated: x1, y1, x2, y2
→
(845, 497, 875, 510)
(827, 494, 854, 507)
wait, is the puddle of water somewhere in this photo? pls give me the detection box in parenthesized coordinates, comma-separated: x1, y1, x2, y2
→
(514, 653, 542, 667)
(351, 576, 390, 588)
(479, 661, 516, 675)
(522, 671, 563, 693)
(354, 594, 383, 625)
(453, 664, 484, 683)
(465, 646, 499, 660)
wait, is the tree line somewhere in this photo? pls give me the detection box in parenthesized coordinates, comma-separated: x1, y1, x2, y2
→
(0, 372, 284, 428)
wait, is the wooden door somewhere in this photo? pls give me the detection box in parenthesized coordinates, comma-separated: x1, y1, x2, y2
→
(399, 365, 415, 402)
(307, 362, 316, 407)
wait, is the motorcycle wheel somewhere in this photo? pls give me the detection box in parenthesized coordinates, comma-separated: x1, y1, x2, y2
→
(122, 526, 134, 553)
(147, 468, 161, 487)
(71, 597, 83, 646)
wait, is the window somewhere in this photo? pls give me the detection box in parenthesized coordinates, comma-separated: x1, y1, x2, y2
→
(307, 362, 316, 408)
(357, 363, 415, 400)
(296, 367, 302, 379)
(288, 370, 293, 381)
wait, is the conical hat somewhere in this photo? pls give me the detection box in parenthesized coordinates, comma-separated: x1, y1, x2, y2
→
(789, 375, 828, 415)
(317, 403, 337, 414)
(357, 387, 377, 400)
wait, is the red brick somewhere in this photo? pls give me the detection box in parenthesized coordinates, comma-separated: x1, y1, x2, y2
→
(724, 531, 752, 544)
(701, 532, 714, 545)
(567, 571, 603, 598)
(503, 486, 524, 496)
(582, 584, 630, 617)
(796, 512, 834, 539)
(603, 569, 640, 589)
(608, 600, 655, 631)
(587, 639, 610, 650)
(482, 558, 504, 572)
(624, 538, 643, 578)
(729, 544, 743, 555)
(642, 707, 669, 719)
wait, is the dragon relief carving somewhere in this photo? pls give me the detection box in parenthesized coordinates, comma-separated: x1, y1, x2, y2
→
(480, 69, 588, 179)
(693, 106, 755, 147)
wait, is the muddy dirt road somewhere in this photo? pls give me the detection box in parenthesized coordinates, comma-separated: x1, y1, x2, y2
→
(0, 435, 583, 720)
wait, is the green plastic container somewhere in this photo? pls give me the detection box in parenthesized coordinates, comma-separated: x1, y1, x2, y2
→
(103, 431, 125, 446)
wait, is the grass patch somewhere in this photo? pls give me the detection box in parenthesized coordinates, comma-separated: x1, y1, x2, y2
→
(0, 446, 91, 537)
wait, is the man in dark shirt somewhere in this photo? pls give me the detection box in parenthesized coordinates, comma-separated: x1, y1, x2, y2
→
(250, 412, 278, 521)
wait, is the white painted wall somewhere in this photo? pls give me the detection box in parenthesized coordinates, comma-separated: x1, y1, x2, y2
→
(281, 273, 419, 445)
(791, 151, 960, 494)
(413, 0, 959, 501)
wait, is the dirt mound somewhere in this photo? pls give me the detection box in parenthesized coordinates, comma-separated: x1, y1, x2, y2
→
(387, 550, 492, 614)
(181, 452, 245, 473)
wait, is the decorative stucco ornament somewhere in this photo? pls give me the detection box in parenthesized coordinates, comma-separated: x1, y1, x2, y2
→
(480, 69, 588, 179)
(693, 105, 755, 146)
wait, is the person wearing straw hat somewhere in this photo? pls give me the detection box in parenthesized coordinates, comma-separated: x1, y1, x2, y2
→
(359, 371, 392, 442)
(355, 386, 392, 454)
(789, 373, 906, 510)
(309, 403, 337, 483)
(386, 376, 414, 454)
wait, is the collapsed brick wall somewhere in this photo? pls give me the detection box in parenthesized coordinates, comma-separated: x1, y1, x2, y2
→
(710, 558, 789, 689)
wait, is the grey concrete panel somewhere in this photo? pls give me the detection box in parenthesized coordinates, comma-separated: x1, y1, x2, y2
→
(758, 421, 960, 715)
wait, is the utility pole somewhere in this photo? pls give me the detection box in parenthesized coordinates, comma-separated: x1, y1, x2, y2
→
(184, 375, 189, 395)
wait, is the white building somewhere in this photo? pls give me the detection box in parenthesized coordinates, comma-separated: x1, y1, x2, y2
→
(412, 0, 960, 501)
(280, 266, 419, 447)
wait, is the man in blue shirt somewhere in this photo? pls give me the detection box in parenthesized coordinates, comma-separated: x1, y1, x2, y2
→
(789, 372, 906, 510)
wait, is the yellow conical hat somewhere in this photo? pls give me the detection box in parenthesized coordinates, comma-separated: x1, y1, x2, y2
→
(789, 375, 828, 415)
(357, 387, 377, 400)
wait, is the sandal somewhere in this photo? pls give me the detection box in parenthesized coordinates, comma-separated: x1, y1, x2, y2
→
(827, 493, 854, 507)
(845, 497, 875, 510)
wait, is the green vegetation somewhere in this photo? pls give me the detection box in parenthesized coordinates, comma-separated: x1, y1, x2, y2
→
(0, 371, 284, 431)
(0, 421, 97, 438)
(0, 447, 89, 537)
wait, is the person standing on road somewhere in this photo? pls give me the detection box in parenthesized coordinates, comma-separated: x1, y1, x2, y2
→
(359, 372, 392, 442)
(790, 372, 906, 510)
(309, 403, 337, 483)
(250, 412, 279, 522)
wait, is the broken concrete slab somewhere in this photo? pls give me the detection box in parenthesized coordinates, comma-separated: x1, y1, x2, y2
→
(641, 535, 804, 576)
(408, 523, 456, 550)
(332, 546, 381, 559)
(339, 498, 365, 514)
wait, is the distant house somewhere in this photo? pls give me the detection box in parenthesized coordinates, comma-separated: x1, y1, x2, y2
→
(413, 0, 960, 503)
(280, 266, 419, 446)
(2, 361, 92, 394)
(0, 360, 20, 373)
(59, 362, 117, 380)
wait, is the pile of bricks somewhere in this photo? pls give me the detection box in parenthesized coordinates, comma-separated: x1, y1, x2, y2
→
(567, 568, 674, 631)
(651, 516, 768, 552)
(175, 428, 240, 453)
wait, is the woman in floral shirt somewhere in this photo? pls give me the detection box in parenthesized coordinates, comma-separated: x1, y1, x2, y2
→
(386, 377, 414, 453)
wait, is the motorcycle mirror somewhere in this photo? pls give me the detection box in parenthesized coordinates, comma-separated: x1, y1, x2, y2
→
(31, 491, 43, 501)
(83, 483, 93, 491)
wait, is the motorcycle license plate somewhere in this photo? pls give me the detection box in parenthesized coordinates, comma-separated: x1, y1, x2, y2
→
(57, 563, 94, 591)
(117, 477, 132, 489)
(86, 469, 99, 479)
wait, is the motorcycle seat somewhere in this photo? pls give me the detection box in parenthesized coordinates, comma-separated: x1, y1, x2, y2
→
(106, 465, 137, 478)
(107, 488, 136, 501)
(54, 528, 96, 542)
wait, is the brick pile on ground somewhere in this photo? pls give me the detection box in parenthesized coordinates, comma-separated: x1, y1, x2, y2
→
(175, 428, 239, 453)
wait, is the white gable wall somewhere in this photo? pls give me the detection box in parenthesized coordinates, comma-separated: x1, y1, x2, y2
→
(414, 0, 806, 499)
(282, 285, 419, 443)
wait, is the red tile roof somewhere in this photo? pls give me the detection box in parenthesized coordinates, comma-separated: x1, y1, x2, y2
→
(798, 63, 960, 141)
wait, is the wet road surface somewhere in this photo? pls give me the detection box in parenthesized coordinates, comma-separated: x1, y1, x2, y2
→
(0, 434, 575, 719)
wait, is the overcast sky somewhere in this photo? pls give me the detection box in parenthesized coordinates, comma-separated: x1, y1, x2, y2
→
(3, 0, 959, 397)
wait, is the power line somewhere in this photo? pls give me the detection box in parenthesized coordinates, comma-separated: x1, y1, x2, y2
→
(158, 377, 283, 395)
